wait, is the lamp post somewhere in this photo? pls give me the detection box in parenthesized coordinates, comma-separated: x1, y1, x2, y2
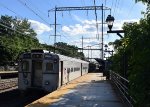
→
(104, 44, 108, 60)
(106, 15, 127, 78)
(106, 15, 124, 38)
(106, 15, 114, 31)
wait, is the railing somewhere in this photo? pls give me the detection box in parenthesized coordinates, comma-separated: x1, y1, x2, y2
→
(110, 71, 135, 107)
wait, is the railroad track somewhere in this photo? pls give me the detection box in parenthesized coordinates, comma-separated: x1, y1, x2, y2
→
(0, 78, 18, 91)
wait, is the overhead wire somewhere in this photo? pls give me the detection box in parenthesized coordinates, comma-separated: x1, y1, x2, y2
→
(111, 0, 114, 15)
(126, 3, 136, 19)
(0, 22, 27, 36)
(0, 2, 33, 36)
(114, 0, 120, 17)
(24, 0, 49, 19)
(60, 28, 77, 41)
(112, 0, 118, 17)
(0, 2, 46, 37)
(117, 0, 124, 17)
(0, 0, 49, 31)
(17, 0, 50, 26)
(0, 2, 53, 46)
(0, 8, 30, 32)
(0, 2, 23, 18)
(56, 29, 82, 48)
(93, 0, 99, 40)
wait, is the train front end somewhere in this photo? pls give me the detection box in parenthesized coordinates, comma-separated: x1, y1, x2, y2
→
(18, 50, 59, 92)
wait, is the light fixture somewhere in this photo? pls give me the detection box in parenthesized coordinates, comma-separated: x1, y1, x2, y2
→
(104, 44, 108, 51)
(45, 81, 50, 85)
(106, 15, 115, 31)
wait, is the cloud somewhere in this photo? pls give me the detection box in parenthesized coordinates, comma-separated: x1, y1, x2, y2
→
(62, 17, 140, 59)
(29, 20, 52, 34)
(62, 21, 99, 36)
(112, 19, 139, 30)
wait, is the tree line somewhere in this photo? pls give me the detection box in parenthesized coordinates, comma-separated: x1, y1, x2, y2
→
(0, 15, 84, 66)
(109, 1, 150, 107)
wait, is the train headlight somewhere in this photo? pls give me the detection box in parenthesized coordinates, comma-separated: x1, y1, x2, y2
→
(45, 81, 50, 85)
(24, 79, 28, 85)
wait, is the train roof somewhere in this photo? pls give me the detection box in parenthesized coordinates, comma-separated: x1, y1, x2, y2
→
(21, 49, 88, 64)
(56, 54, 89, 63)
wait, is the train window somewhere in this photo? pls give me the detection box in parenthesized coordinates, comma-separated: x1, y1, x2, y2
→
(67, 68, 70, 73)
(83, 67, 87, 70)
(46, 62, 53, 71)
(22, 61, 29, 71)
(23, 53, 31, 59)
(32, 54, 43, 59)
(74, 67, 80, 72)
(71, 68, 73, 72)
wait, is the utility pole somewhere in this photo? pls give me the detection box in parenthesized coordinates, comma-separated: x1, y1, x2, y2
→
(48, 5, 111, 57)
(102, 4, 104, 59)
(87, 46, 90, 61)
(54, 6, 57, 53)
(81, 37, 98, 60)
(82, 36, 83, 53)
(49, 24, 61, 53)
(54, 6, 57, 46)
(90, 46, 92, 61)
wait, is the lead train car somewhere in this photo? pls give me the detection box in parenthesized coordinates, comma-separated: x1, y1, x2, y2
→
(18, 50, 89, 92)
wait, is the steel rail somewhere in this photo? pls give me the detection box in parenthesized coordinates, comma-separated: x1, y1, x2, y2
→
(110, 71, 135, 107)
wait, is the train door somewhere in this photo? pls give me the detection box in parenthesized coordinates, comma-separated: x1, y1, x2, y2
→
(32, 60, 43, 87)
(81, 63, 83, 76)
(60, 61, 63, 86)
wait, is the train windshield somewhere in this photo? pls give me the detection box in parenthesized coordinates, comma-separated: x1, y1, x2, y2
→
(46, 62, 53, 71)
(22, 61, 29, 71)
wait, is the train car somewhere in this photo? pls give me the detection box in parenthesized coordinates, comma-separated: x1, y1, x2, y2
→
(18, 49, 89, 92)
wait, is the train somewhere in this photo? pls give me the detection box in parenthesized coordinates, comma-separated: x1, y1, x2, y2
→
(18, 49, 89, 92)
(88, 62, 100, 73)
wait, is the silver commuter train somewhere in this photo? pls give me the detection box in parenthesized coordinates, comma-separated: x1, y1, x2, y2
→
(18, 49, 89, 92)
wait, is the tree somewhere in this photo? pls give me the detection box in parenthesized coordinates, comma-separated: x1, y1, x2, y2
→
(0, 15, 41, 65)
(109, 17, 150, 107)
(0, 15, 86, 66)
(54, 42, 85, 59)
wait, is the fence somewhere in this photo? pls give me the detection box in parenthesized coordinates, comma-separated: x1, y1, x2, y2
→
(110, 71, 135, 107)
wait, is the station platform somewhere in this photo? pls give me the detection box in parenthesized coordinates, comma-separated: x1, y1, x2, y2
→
(0, 71, 18, 79)
(0, 71, 18, 74)
(26, 73, 126, 107)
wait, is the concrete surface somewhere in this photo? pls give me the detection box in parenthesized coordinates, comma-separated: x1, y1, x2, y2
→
(26, 73, 126, 107)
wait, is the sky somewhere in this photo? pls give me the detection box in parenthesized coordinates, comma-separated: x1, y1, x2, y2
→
(0, 0, 146, 60)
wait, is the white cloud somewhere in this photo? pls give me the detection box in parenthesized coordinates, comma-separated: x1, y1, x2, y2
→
(29, 20, 52, 34)
(62, 20, 99, 36)
(62, 26, 71, 32)
(112, 19, 139, 30)
(62, 18, 140, 59)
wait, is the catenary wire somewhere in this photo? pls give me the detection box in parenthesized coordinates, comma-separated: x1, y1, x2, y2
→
(17, 0, 50, 26)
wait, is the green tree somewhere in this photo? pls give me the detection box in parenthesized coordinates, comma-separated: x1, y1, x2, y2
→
(54, 42, 85, 59)
(109, 17, 150, 107)
(0, 15, 41, 65)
